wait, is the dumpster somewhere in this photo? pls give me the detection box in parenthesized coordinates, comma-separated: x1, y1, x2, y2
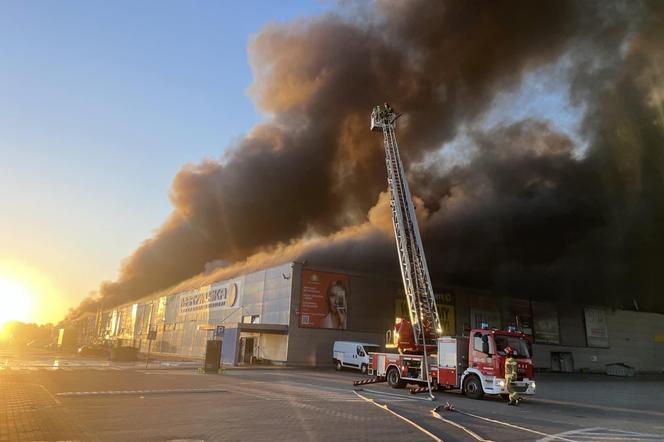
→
(204, 340, 222, 373)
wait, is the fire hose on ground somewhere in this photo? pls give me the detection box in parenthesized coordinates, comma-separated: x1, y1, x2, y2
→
(354, 388, 582, 442)
(431, 402, 580, 442)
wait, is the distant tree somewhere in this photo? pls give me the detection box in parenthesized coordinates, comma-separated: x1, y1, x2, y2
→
(0, 321, 54, 345)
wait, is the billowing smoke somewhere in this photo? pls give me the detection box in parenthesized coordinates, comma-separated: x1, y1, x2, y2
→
(70, 0, 664, 317)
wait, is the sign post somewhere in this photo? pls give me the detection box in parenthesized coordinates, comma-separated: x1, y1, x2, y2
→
(146, 326, 157, 369)
(214, 325, 225, 340)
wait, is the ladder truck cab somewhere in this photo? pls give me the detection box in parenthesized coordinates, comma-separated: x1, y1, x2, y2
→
(356, 103, 537, 400)
(435, 325, 535, 399)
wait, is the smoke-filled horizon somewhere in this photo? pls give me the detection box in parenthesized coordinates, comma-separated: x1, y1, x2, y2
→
(70, 0, 664, 318)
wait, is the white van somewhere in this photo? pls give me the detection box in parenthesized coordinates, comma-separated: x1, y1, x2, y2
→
(333, 341, 381, 374)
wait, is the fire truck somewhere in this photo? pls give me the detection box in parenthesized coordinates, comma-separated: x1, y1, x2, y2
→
(369, 319, 536, 399)
(357, 104, 536, 400)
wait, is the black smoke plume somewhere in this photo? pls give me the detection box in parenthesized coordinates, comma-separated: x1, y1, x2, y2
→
(70, 0, 664, 317)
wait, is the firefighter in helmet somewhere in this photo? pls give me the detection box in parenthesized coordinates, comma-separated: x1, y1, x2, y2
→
(504, 346, 520, 405)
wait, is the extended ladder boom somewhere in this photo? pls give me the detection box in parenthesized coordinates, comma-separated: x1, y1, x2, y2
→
(371, 104, 443, 350)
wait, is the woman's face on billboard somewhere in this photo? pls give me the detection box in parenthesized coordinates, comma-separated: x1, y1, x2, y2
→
(328, 283, 345, 314)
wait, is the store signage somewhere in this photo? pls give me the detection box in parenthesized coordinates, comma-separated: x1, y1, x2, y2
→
(435, 291, 455, 305)
(227, 284, 238, 307)
(179, 282, 240, 313)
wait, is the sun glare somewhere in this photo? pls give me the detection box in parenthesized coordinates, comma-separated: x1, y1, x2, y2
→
(0, 276, 32, 326)
(0, 259, 64, 328)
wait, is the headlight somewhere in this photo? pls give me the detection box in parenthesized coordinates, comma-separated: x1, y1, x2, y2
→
(531, 381, 536, 390)
(496, 379, 505, 387)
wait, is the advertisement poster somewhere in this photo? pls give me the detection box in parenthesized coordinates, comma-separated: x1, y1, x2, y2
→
(584, 307, 609, 348)
(300, 270, 349, 329)
(532, 301, 560, 344)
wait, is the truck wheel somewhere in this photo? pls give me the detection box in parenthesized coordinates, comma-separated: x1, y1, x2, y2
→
(360, 364, 368, 375)
(463, 375, 484, 400)
(334, 360, 342, 371)
(387, 367, 406, 389)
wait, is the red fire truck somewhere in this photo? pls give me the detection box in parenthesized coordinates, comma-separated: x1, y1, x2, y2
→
(367, 320, 536, 399)
(363, 105, 536, 399)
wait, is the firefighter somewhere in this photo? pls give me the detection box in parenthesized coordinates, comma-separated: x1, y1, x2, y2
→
(504, 346, 520, 406)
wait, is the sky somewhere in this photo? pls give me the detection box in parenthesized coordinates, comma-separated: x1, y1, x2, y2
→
(0, 0, 332, 324)
(0, 1, 589, 326)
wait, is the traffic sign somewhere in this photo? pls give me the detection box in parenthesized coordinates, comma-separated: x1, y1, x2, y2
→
(214, 325, 225, 338)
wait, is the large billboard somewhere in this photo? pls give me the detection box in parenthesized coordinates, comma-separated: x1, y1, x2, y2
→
(299, 270, 349, 329)
(584, 307, 609, 348)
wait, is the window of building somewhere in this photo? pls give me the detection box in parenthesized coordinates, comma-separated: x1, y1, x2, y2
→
(242, 315, 260, 324)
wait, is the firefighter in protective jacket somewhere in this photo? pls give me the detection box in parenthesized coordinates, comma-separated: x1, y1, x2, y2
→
(504, 346, 520, 405)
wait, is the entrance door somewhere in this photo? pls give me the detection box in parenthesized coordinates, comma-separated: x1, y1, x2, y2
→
(242, 337, 256, 364)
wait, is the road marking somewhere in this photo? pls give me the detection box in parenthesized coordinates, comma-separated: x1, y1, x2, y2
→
(283, 381, 358, 395)
(5, 364, 145, 371)
(57, 388, 227, 397)
(354, 391, 443, 441)
(531, 398, 664, 419)
(452, 409, 578, 442)
(356, 387, 430, 402)
(255, 379, 416, 402)
(431, 409, 491, 442)
(230, 385, 362, 402)
(537, 427, 664, 442)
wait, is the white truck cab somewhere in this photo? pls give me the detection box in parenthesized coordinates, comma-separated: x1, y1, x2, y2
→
(333, 341, 380, 374)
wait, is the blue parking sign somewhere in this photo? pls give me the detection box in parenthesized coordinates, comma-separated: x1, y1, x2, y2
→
(214, 325, 225, 338)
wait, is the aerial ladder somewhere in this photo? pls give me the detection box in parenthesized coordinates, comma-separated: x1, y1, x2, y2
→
(369, 103, 443, 399)
(354, 115, 538, 400)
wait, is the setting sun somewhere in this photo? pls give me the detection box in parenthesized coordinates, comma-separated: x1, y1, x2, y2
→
(0, 276, 32, 325)
(0, 259, 66, 327)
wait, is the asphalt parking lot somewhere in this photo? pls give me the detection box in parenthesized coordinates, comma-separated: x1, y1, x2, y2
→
(1, 349, 663, 441)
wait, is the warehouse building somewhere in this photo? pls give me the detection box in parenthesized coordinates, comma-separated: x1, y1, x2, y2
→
(96, 261, 664, 373)
(99, 262, 400, 367)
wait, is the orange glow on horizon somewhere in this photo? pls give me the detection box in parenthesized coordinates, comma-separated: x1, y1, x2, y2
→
(0, 258, 65, 327)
